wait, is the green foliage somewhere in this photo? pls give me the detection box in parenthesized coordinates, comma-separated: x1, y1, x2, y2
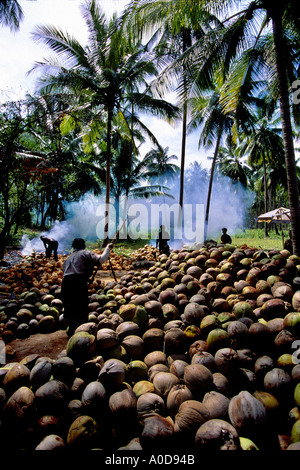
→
(2, 0, 300, 257)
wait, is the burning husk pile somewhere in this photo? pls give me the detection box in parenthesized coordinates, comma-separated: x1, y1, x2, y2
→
(0, 245, 159, 295)
(0, 243, 300, 450)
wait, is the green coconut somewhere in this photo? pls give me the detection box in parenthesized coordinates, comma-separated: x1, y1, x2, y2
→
(200, 315, 220, 334)
(239, 437, 259, 450)
(118, 303, 137, 321)
(132, 305, 149, 331)
(162, 303, 180, 322)
(126, 360, 149, 383)
(291, 419, 300, 443)
(24, 291, 39, 304)
(66, 331, 97, 365)
(38, 315, 56, 333)
(132, 380, 154, 397)
(2, 363, 30, 396)
(294, 383, 300, 407)
(232, 301, 254, 319)
(67, 415, 99, 449)
(206, 328, 229, 351)
(39, 304, 50, 314)
(253, 390, 280, 417)
(283, 311, 300, 335)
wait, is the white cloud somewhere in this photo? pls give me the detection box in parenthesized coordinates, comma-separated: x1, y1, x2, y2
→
(0, 0, 208, 166)
(0, 0, 127, 97)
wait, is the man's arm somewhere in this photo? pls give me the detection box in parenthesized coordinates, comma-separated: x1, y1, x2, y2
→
(91, 244, 113, 266)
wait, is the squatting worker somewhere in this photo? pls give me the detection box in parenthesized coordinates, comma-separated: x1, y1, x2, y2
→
(40, 235, 59, 261)
(61, 238, 113, 336)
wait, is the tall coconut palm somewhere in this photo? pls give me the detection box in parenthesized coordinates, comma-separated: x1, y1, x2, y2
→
(241, 105, 285, 236)
(0, 0, 23, 30)
(121, 0, 219, 228)
(138, 1, 300, 253)
(144, 145, 180, 187)
(31, 0, 179, 245)
(192, 0, 300, 254)
(188, 89, 233, 240)
(216, 136, 252, 189)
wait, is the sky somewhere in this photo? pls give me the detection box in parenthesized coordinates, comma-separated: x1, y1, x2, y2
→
(0, 0, 209, 168)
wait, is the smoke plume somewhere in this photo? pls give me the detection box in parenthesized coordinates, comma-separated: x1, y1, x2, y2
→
(21, 172, 254, 255)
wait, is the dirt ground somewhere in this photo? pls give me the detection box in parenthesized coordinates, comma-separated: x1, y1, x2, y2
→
(4, 270, 125, 364)
(8, 330, 69, 363)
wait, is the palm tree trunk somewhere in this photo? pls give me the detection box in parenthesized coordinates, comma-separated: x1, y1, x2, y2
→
(178, 29, 191, 236)
(179, 98, 187, 231)
(272, 12, 300, 255)
(263, 155, 269, 237)
(204, 128, 222, 240)
(103, 107, 113, 247)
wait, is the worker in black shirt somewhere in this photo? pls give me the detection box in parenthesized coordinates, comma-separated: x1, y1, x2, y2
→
(40, 235, 59, 261)
(156, 225, 170, 255)
(221, 227, 232, 244)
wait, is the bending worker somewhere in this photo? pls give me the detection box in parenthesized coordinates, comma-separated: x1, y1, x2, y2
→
(40, 235, 59, 261)
(61, 238, 113, 336)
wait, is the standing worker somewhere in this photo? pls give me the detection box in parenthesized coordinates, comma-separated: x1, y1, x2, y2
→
(40, 235, 59, 261)
(61, 238, 113, 336)
(220, 227, 232, 244)
(156, 225, 170, 255)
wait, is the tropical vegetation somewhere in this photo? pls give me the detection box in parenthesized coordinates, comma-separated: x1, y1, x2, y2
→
(1, 0, 300, 258)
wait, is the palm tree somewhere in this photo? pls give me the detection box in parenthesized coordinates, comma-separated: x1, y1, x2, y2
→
(184, 161, 209, 202)
(31, 0, 179, 244)
(241, 105, 285, 236)
(0, 0, 23, 30)
(143, 145, 180, 187)
(122, 0, 218, 228)
(23, 92, 105, 226)
(192, 0, 300, 254)
(188, 89, 233, 240)
(134, 1, 300, 253)
(216, 137, 252, 189)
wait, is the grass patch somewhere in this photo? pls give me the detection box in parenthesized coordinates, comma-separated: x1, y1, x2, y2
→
(228, 228, 288, 251)
(15, 227, 288, 254)
(87, 235, 152, 256)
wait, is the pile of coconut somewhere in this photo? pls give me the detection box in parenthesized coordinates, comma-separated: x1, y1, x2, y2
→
(0, 243, 300, 450)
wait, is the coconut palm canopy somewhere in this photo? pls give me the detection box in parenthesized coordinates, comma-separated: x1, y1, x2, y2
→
(257, 207, 291, 224)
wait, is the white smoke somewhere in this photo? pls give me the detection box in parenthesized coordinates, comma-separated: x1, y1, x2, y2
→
(21, 193, 109, 256)
(21, 170, 255, 256)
